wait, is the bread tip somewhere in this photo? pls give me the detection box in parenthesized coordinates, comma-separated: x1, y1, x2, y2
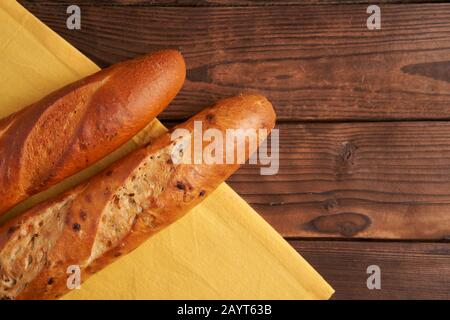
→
(156, 49, 185, 64)
(239, 93, 277, 129)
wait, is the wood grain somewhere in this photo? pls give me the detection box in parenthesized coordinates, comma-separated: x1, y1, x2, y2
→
(226, 121, 450, 240)
(20, 0, 444, 6)
(292, 240, 450, 299)
(19, 2, 450, 121)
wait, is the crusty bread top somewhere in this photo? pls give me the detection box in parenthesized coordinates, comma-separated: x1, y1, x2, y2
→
(0, 50, 186, 216)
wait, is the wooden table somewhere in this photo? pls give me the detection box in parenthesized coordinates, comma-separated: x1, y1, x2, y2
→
(19, 0, 450, 299)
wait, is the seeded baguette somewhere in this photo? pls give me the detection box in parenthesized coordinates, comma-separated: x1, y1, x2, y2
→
(0, 94, 276, 300)
(0, 50, 186, 217)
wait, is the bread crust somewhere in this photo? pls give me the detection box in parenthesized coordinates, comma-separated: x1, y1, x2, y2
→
(0, 50, 186, 216)
(0, 94, 275, 300)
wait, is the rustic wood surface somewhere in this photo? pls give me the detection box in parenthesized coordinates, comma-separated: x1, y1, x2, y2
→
(20, 0, 447, 6)
(19, 2, 450, 121)
(229, 122, 450, 240)
(18, 0, 450, 299)
(292, 240, 450, 300)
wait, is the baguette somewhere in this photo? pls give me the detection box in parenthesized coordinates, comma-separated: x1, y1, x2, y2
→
(0, 94, 276, 300)
(0, 50, 186, 216)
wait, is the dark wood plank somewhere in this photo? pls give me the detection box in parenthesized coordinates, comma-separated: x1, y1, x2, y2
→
(20, 3, 450, 121)
(225, 121, 450, 240)
(20, 0, 443, 6)
(291, 240, 450, 299)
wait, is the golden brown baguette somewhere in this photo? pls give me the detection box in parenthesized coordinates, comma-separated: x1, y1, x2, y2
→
(0, 94, 276, 300)
(0, 50, 186, 216)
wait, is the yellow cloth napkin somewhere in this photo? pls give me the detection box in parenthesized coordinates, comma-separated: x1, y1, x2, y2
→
(0, 0, 334, 299)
